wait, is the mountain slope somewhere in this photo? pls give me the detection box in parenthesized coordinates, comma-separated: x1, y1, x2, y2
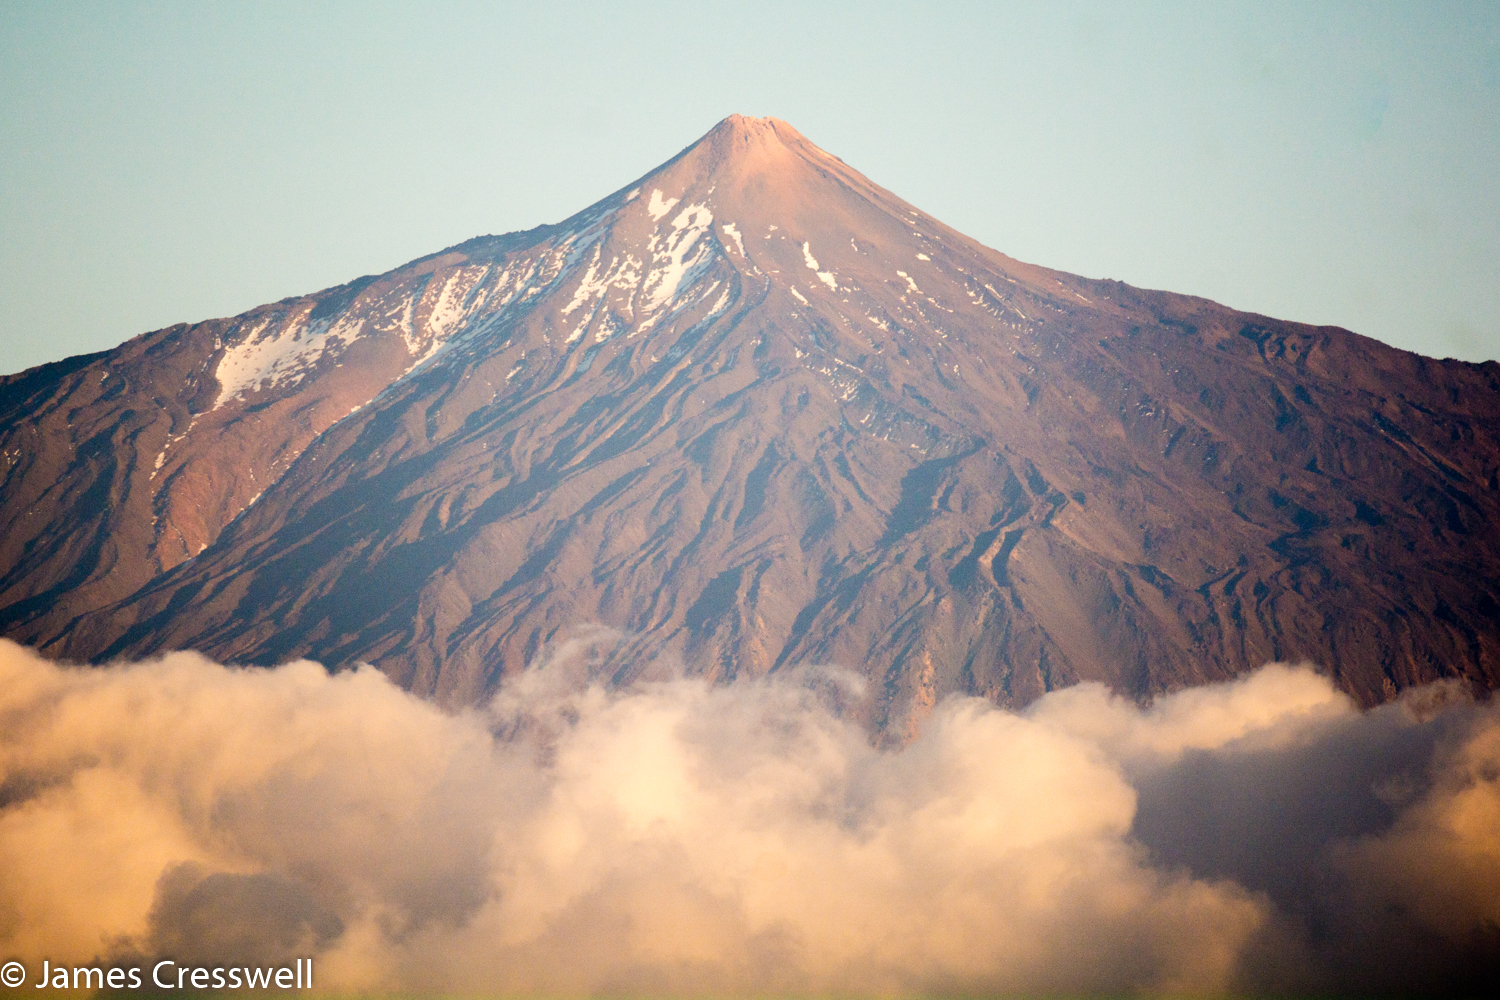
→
(5, 116, 1499, 734)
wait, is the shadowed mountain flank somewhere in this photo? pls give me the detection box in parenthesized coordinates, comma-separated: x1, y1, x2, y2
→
(3, 115, 1498, 733)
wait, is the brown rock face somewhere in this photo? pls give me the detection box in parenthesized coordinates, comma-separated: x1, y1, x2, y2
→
(4, 116, 1499, 733)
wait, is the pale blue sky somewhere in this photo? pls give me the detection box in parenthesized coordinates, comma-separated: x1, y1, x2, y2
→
(2, 1, 1497, 375)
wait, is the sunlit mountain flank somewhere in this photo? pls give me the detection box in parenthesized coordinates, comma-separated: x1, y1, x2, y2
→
(3, 117, 1496, 730)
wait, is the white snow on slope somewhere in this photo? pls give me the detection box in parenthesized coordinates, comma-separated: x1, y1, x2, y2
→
(562, 244, 610, 317)
(640, 203, 715, 313)
(722, 223, 745, 256)
(565, 310, 594, 345)
(707, 287, 730, 318)
(560, 236, 645, 316)
(213, 265, 494, 409)
(211, 185, 730, 414)
(387, 266, 498, 380)
(803, 241, 838, 291)
(984, 283, 1028, 320)
(417, 270, 482, 352)
(594, 313, 623, 344)
(647, 189, 679, 221)
(213, 312, 362, 408)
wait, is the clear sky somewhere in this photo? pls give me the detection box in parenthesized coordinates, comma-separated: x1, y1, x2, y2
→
(2, 1, 1497, 376)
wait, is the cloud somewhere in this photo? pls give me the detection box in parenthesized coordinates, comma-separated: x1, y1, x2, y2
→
(1, 638, 1497, 995)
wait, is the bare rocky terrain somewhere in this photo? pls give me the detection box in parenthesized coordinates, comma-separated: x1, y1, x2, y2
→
(4, 115, 1498, 735)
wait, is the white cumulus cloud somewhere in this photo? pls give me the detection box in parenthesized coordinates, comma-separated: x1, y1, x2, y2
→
(1, 638, 1496, 995)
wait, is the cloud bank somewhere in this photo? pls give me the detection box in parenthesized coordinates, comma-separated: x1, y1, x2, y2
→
(1, 637, 1497, 995)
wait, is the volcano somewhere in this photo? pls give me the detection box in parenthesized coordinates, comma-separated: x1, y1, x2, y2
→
(3, 115, 1498, 735)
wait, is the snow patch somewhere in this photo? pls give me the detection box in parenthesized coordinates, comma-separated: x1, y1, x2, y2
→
(647, 189, 679, 221)
(213, 312, 360, 407)
(566, 314, 592, 345)
(897, 271, 920, 294)
(803, 242, 838, 291)
(639, 202, 715, 313)
(561, 244, 609, 317)
(419, 272, 474, 350)
(215, 265, 502, 409)
(721, 223, 745, 256)
(594, 314, 622, 344)
(984, 284, 1028, 320)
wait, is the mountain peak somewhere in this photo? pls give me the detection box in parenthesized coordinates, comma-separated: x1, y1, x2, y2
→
(4, 115, 1498, 735)
(697, 114, 820, 163)
(710, 112, 796, 139)
(697, 114, 805, 155)
(639, 114, 828, 208)
(601, 113, 942, 287)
